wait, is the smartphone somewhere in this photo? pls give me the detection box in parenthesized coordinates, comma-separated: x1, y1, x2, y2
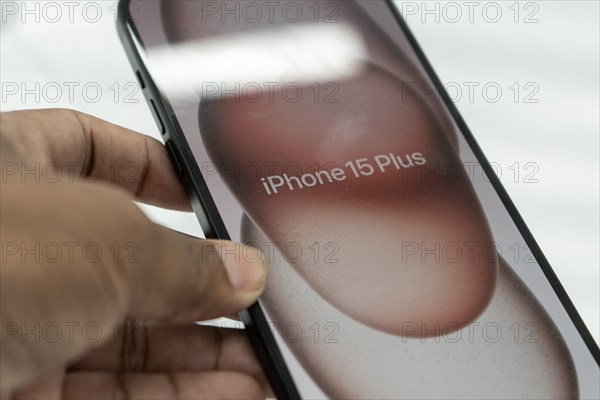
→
(116, 1, 600, 398)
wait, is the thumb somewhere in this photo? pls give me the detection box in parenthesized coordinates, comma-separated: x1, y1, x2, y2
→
(0, 180, 267, 394)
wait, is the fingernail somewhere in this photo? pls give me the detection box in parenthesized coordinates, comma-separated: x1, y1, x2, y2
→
(218, 242, 266, 291)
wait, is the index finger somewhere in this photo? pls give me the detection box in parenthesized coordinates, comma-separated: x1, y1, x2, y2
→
(0, 109, 190, 211)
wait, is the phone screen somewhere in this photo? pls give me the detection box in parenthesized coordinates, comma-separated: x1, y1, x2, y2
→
(124, 1, 599, 397)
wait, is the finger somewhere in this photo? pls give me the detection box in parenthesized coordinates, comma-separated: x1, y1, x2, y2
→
(7, 370, 64, 400)
(0, 109, 190, 210)
(1, 181, 267, 394)
(13, 371, 265, 400)
(70, 324, 269, 391)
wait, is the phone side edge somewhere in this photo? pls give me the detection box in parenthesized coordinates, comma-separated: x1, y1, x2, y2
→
(115, 2, 303, 398)
(384, 0, 600, 364)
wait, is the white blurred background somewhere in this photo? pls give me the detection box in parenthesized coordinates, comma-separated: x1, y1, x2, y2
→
(1, 0, 598, 344)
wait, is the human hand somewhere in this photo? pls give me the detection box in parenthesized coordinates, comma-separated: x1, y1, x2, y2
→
(0, 109, 270, 399)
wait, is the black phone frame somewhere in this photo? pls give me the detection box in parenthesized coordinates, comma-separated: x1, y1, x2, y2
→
(115, 1, 600, 398)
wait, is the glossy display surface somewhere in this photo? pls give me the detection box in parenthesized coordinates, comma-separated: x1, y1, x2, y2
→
(128, 1, 599, 397)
